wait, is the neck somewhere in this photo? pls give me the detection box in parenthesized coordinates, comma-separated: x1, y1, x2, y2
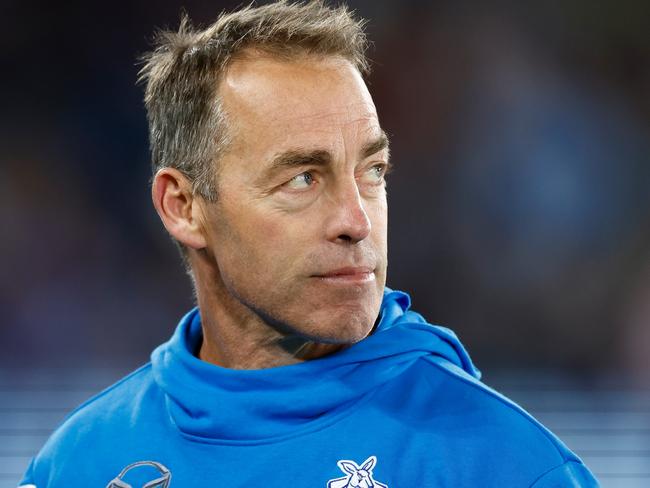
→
(199, 333, 345, 369)
(191, 256, 344, 370)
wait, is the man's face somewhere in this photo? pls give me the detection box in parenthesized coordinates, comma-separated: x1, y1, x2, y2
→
(199, 53, 388, 343)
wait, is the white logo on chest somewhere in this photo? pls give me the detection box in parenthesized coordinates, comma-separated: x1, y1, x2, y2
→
(327, 456, 388, 488)
(106, 460, 171, 488)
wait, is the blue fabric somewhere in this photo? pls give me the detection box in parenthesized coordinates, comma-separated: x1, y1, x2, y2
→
(20, 288, 599, 487)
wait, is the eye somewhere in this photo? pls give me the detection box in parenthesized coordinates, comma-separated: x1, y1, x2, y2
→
(285, 171, 315, 190)
(362, 163, 388, 185)
(370, 164, 385, 179)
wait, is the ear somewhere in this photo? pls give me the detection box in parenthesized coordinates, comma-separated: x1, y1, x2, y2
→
(338, 461, 358, 475)
(361, 456, 376, 471)
(151, 168, 207, 250)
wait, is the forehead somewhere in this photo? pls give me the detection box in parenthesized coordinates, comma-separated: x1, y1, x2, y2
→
(219, 54, 381, 153)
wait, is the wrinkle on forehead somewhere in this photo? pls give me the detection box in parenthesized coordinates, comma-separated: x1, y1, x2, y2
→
(267, 114, 382, 155)
(281, 103, 377, 125)
(228, 91, 378, 132)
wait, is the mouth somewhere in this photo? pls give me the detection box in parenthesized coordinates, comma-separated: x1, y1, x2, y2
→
(313, 266, 376, 285)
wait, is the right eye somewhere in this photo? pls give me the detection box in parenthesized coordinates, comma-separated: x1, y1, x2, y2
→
(285, 171, 315, 190)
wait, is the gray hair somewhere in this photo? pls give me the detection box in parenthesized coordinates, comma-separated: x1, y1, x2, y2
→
(139, 0, 370, 202)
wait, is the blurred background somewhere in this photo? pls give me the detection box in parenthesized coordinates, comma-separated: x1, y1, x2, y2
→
(1, 0, 649, 486)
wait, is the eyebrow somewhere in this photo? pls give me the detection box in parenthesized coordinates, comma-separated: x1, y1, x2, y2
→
(265, 130, 391, 177)
(361, 130, 390, 160)
(268, 149, 332, 173)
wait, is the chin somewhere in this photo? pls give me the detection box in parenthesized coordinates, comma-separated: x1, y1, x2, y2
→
(305, 306, 378, 345)
(313, 286, 383, 343)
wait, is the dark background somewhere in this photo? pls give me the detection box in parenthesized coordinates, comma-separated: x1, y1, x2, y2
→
(1, 0, 649, 384)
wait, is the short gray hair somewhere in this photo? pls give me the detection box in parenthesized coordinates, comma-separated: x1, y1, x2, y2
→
(139, 0, 370, 202)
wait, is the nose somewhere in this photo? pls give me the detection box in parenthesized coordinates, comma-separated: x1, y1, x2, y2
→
(324, 178, 372, 244)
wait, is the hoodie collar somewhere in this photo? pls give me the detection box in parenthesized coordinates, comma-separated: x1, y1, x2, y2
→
(151, 288, 479, 443)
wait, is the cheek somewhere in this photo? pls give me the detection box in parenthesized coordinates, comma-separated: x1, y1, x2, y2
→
(223, 208, 303, 276)
(252, 212, 285, 241)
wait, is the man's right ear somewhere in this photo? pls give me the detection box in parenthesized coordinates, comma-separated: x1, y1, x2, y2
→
(151, 168, 207, 250)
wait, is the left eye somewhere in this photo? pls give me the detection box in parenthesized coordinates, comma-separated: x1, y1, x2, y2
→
(365, 164, 387, 183)
(285, 171, 314, 190)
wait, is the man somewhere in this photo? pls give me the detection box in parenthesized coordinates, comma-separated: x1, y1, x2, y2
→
(20, 1, 599, 486)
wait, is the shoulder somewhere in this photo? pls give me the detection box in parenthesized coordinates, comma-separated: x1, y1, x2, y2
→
(372, 354, 599, 485)
(61, 362, 157, 428)
(423, 355, 578, 460)
(27, 363, 160, 482)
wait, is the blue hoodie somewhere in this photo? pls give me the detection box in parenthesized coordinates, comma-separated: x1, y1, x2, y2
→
(20, 288, 598, 487)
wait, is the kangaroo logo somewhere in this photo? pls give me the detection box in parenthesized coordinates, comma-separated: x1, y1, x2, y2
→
(327, 456, 388, 488)
(106, 460, 171, 488)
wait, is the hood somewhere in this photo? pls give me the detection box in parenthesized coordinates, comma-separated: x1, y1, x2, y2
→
(151, 288, 480, 443)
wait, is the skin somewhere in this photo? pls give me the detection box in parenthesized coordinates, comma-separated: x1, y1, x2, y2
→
(152, 53, 390, 369)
